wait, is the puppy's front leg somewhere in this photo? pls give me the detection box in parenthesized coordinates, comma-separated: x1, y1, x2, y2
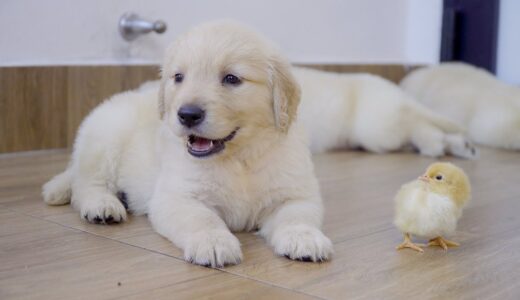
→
(260, 200, 333, 262)
(149, 189, 242, 268)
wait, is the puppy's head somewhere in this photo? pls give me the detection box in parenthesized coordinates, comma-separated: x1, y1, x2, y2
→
(159, 21, 300, 159)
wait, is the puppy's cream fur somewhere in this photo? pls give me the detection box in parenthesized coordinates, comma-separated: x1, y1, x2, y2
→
(295, 67, 476, 158)
(43, 21, 333, 267)
(126, 67, 477, 158)
(401, 63, 520, 150)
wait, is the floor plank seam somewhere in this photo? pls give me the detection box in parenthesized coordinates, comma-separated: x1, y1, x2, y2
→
(333, 226, 394, 245)
(4, 206, 191, 262)
(219, 268, 328, 300)
(4, 206, 326, 299)
(109, 273, 221, 300)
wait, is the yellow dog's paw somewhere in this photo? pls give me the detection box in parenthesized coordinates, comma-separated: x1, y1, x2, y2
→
(272, 225, 333, 262)
(183, 230, 243, 268)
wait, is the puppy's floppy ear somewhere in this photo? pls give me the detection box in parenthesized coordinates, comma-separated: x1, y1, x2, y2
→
(158, 69, 166, 119)
(270, 56, 301, 133)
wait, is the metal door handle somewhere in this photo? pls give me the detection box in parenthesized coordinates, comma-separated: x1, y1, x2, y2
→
(119, 12, 167, 41)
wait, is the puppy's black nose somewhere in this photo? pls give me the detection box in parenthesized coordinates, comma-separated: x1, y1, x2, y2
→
(177, 105, 205, 128)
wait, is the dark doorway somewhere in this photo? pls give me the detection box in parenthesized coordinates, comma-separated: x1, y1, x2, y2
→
(440, 0, 500, 73)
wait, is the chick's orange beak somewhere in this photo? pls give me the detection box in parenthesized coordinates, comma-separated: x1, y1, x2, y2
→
(418, 175, 429, 182)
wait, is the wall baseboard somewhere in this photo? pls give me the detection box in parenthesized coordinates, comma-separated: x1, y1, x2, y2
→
(0, 64, 418, 153)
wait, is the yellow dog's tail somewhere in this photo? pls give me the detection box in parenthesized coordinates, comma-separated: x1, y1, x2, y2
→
(42, 168, 72, 205)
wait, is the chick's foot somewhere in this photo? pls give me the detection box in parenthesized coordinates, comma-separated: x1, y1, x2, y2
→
(428, 236, 459, 251)
(396, 233, 424, 253)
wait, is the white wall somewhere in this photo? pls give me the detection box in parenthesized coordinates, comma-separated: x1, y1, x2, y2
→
(405, 0, 443, 65)
(0, 0, 442, 66)
(497, 0, 520, 85)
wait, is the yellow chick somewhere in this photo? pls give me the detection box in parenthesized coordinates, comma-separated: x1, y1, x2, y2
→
(394, 162, 471, 252)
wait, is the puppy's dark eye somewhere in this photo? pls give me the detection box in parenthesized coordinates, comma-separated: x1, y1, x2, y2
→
(174, 73, 184, 83)
(222, 74, 241, 85)
(435, 175, 443, 181)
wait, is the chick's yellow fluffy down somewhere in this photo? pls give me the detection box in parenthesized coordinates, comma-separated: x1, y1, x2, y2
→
(394, 162, 471, 239)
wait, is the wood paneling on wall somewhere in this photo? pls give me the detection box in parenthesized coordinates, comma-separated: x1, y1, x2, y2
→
(0, 65, 415, 153)
(64, 66, 160, 144)
(1, 67, 68, 152)
(1, 66, 160, 153)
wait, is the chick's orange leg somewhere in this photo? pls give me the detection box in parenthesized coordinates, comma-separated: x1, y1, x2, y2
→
(428, 236, 459, 251)
(396, 233, 424, 253)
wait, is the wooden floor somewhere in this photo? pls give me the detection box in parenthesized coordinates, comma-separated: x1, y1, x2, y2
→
(1, 148, 519, 299)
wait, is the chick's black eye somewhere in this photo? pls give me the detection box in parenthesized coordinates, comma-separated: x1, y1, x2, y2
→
(435, 175, 443, 181)
(174, 73, 184, 83)
(222, 74, 241, 85)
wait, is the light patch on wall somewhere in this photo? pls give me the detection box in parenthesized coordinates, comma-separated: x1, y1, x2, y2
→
(404, 0, 442, 65)
(497, 0, 520, 85)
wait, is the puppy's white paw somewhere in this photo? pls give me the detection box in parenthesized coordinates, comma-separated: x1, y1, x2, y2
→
(78, 194, 127, 224)
(272, 225, 333, 262)
(445, 134, 478, 159)
(183, 230, 242, 268)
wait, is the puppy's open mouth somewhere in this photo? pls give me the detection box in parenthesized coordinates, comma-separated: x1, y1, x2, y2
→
(187, 128, 239, 158)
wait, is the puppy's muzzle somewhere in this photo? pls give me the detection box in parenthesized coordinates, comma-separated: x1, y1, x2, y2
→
(178, 104, 205, 128)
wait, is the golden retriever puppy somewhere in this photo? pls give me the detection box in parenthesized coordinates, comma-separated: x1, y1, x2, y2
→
(294, 67, 477, 158)
(401, 63, 520, 150)
(42, 21, 333, 267)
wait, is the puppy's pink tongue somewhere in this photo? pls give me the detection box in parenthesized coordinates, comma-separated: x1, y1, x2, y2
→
(192, 137, 213, 151)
